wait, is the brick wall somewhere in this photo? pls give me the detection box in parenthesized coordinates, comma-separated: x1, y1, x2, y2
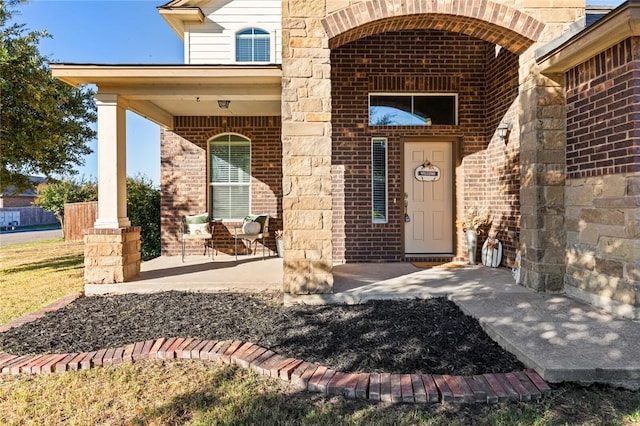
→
(331, 30, 520, 263)
(482, 44, 521, 264)
(0, 196, 35, 208)
(321, 0, 545, 55)
(566, 37, 640, 178)
(161, 116, 282, 256)
(564, 37, 640, 319)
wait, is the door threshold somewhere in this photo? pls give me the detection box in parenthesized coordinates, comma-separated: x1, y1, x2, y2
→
(404, 254, 455, 263)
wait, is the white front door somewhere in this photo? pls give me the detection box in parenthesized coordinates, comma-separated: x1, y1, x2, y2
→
(404, 141, 453, 254)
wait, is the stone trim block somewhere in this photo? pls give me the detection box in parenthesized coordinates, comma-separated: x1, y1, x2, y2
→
(84, 227, 141, 284)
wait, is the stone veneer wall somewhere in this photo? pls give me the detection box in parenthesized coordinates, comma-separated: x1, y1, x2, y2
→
(160, 116, 282, 256)
(516, 73, 568, 292)
(564, 37, 640, 318)
(515, 3, 584, 292)
(84, 227, 141, 284)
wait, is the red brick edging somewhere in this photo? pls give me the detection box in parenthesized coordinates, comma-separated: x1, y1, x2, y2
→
(0, 295, 551, 404)
(0, 337, 551, 404)
(0, 293, 82, 333)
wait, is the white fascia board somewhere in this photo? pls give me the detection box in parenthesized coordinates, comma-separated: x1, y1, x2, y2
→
(50, 64, 283, 87)
(158, 7, 205, 40)
(538, 1, 640, 74)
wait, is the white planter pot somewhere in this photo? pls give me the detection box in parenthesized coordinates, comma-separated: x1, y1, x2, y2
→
(466, 229, 478, 265)
(276, 239, 284, 258)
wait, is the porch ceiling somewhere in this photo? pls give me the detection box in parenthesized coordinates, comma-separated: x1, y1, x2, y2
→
(50, 64, 283, 129)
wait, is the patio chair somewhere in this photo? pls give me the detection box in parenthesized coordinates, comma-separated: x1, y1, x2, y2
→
(180, 212, 214, 262)
(234, 214, 270, 261)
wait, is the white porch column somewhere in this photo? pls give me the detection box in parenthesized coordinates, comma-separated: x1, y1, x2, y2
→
(84, 93, 140, 286)
(94, 93, 130, 228)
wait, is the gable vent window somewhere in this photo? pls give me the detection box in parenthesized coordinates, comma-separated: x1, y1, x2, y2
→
(209, 134, 251, 220)
(372, 138, 388, 224)
(236, 28, 270, 62)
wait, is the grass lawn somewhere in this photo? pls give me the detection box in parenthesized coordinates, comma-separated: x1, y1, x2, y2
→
(0, 238, 84, 325)
(1, 240, 639, 425)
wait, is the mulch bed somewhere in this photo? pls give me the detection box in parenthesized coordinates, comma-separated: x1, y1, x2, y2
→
(0, 292, 523, 375)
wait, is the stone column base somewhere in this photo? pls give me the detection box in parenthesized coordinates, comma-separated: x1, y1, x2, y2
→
(84, 227, 141, 284)
(284, 260, 334, 294)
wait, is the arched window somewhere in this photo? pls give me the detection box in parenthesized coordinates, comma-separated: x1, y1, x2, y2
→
(235, 28, 270, 62)
(209, 134, 251, 219)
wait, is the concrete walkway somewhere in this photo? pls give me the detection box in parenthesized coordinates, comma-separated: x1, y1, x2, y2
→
(453, 292, 640, 387)
(289, 263, 640, 388)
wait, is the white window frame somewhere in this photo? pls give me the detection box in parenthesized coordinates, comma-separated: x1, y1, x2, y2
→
(368, 92, 459, 126)
(372, 137, 388, 224)
(234, 27, 272, 64)
(208, 133, 251, 221)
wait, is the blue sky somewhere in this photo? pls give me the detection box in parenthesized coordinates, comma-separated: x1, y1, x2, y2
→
(17, 0, 184, 185)
(16, 0, 626, 185)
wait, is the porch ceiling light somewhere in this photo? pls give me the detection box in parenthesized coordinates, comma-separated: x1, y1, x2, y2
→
(218, 100, 231, 109)
(497, 121, 512, 142)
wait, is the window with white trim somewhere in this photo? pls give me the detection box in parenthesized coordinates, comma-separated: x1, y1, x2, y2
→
(372, 138, 388, 224)
(209, 134, 251, 219)
(236, 28, 270, 62)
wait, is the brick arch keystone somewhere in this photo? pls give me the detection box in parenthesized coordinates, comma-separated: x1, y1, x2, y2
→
(320, 0, 545, 54)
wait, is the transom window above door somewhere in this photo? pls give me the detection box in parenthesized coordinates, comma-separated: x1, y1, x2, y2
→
(236, 28, 270, 62)
(369, 93, 458, 126)
(209, 134, 251, 220)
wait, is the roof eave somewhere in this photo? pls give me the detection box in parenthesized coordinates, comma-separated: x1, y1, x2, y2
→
(157, 6, 205, 40)
(49, 64, 284, 129)
(50, 63, 283, 87)
(537, 1, 640, 74)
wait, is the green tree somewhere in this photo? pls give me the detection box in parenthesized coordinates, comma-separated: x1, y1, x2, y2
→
(369, 108, 396, 126)
(34, 177, 97, 233)
(127, 175, 160, 260)
(0, 0, 96, 192)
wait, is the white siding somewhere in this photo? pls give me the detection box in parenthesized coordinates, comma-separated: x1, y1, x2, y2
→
(184, 0, 281, 64)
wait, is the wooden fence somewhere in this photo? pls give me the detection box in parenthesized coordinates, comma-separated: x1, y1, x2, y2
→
(0, 206, 57, 228)
(64, 201, 97, 241)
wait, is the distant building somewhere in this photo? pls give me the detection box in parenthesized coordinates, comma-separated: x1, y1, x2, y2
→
(0, 176, 57, 227)
(0, 176, 45, 208)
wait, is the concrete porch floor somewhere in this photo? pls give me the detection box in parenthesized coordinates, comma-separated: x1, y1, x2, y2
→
(288, 262, 529, 304)
(85, 256, 521, 299)
(84, 253, 284, 296)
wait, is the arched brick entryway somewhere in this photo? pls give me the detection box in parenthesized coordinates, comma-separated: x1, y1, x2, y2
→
(282, 0, 571, 294)
(320, 0, 544, 53)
